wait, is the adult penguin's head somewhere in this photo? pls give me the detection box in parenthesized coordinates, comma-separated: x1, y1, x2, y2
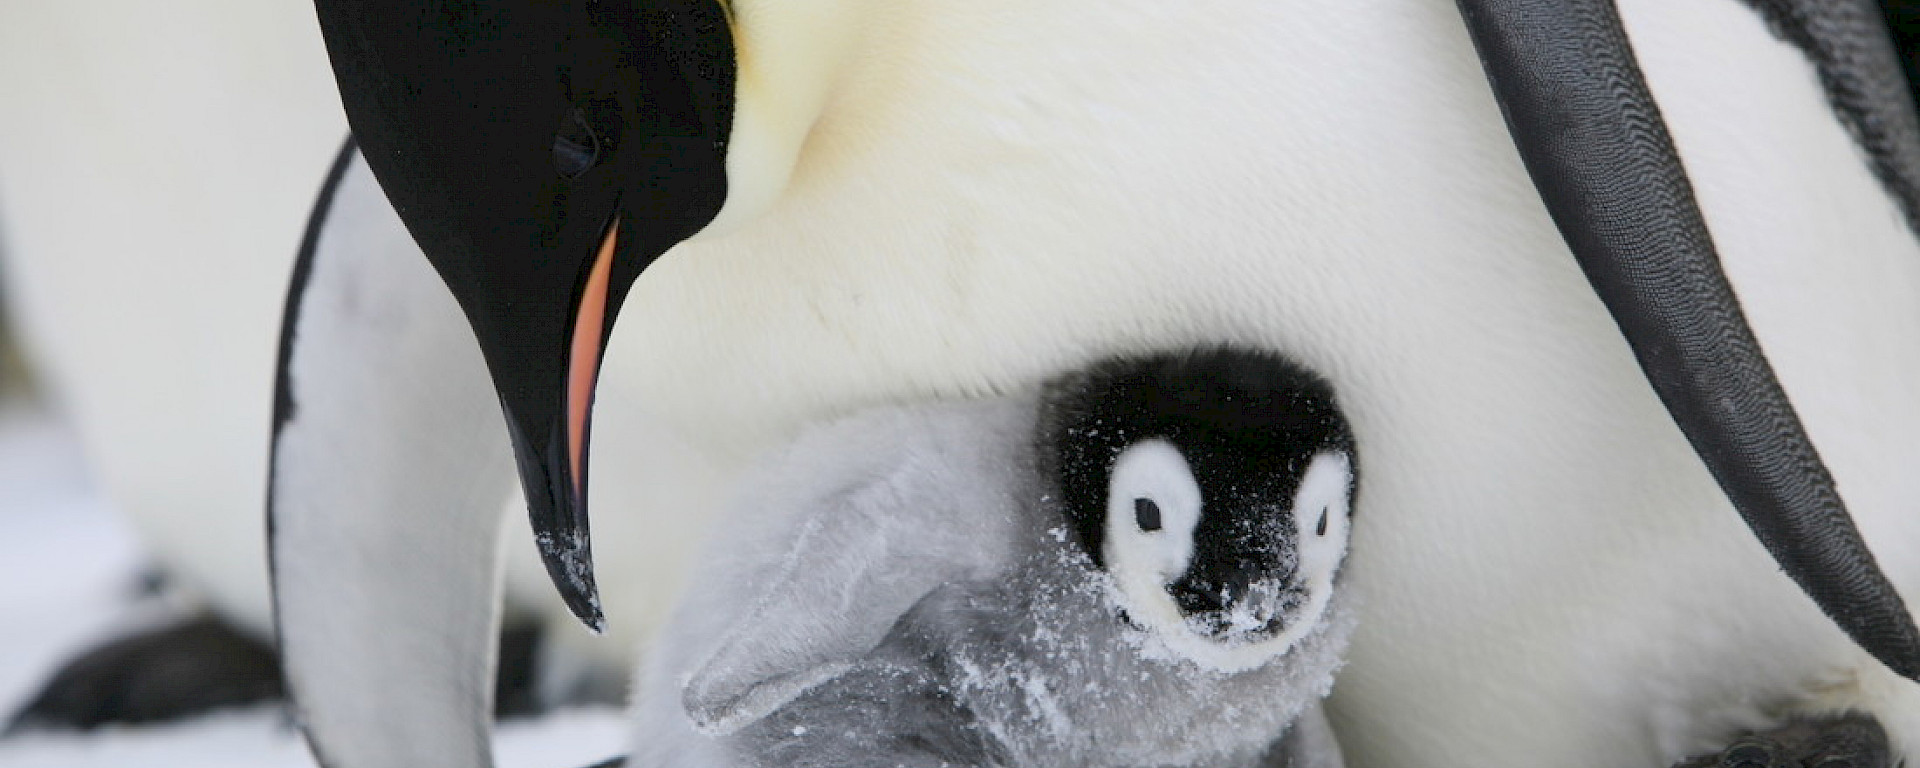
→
(313, 0, 841, 628)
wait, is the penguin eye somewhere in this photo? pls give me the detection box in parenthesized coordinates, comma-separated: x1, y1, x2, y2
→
(1135, 498, 1163, 532)
(1315, 506, 1329, 537)
(552, 106, 602, 179)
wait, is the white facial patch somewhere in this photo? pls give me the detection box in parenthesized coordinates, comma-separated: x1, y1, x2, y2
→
(1103, 439, 1205, 639)
(1109, 448, 1354, 673)
(1276, 451, 1353, 652)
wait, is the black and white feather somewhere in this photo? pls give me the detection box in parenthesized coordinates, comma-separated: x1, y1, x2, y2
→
(631, 348, 1356, 768)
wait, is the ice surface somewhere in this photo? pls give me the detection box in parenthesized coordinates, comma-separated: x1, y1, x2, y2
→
(0, 403, 630, 768)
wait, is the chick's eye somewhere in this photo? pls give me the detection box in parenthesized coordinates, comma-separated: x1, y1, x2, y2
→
(552, 106, 602, 179)
(1316, 506, 1329, 536)
(1135, 498, 1162, 532)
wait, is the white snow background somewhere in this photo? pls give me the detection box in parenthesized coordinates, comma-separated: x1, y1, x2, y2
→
(0, 402, 630, 768)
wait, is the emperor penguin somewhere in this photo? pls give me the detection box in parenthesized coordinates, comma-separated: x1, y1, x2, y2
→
(269, 0, 1920, 767)
(631, 348, 1356, 768)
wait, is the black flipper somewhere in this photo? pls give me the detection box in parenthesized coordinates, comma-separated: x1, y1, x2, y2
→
(1738, 2, 1920, 232)
(1879, 2, 1920, 124)
(1455, 0, 1920, 680)
(3, 612, 547, 734)
(4, 615, 281, 733)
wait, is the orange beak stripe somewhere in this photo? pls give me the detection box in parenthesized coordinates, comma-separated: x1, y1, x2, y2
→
(567, 217, 619, 502)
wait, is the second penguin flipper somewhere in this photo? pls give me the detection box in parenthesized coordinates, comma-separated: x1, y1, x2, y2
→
(269, 139, 518, 768)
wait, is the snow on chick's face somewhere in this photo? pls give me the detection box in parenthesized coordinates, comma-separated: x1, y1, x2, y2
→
(1043, 347, 1355, 672)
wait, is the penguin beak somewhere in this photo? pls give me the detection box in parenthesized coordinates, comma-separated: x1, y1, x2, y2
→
(475, 203, 692, 632)
(1168, 571, 1296, 639)
(311, 0, 736, 631)
(488, 216, 625, 632)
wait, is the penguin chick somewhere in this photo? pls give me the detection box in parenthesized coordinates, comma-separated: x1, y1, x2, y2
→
(631, 347, 1357, 768)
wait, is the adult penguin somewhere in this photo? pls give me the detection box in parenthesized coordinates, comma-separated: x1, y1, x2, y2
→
(270, 1, 1920, 767)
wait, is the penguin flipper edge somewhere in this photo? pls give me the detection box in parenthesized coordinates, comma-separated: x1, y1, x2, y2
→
(1456, 0, 1920, 681)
